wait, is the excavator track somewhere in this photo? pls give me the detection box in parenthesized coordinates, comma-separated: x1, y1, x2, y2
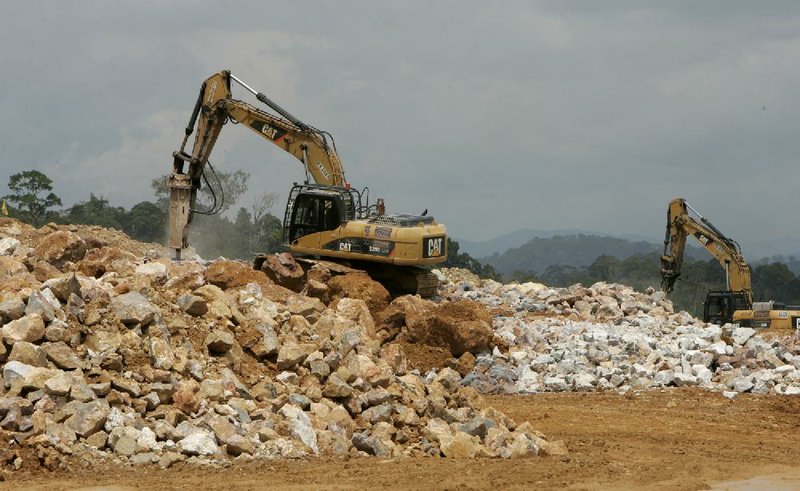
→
(292, 258, 439, 298)
(365, 265, 439, 298)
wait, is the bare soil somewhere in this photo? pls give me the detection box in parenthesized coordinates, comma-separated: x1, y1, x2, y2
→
(5, 389, 800, 490)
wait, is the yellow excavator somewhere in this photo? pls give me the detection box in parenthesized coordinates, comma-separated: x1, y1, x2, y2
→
(167, 70, 447, 296)
(661, 198, 800, 329)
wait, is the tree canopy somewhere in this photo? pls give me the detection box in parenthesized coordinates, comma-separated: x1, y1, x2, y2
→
(3, 170, 62, 226)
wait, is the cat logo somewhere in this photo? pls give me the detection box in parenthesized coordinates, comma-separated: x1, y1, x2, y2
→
(260, 123, 279, 139)
(425, 237, 443, 258)
(339, 241, 351, 252)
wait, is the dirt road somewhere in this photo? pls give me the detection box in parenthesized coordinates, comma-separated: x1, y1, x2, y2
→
(6, 389, 800, 490)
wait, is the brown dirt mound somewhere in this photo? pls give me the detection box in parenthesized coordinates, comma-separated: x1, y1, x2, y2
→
(394, 341, 453, 373)
(402, 300, 494, 357)
(328, 273, 390, 315)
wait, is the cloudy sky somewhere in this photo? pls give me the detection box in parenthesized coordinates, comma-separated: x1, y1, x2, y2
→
(2, 1, 800, 255)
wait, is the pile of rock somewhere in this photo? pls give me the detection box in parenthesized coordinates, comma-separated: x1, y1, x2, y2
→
(0, 219, 561, 473)
(436, 269, 800, 396)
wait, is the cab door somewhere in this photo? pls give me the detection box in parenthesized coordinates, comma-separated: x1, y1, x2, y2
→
(318, 197, 346, 249)
(288, 194, 322, 248)
(289, 194, 344, 250)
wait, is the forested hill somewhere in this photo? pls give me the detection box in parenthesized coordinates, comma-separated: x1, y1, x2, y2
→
(483, 234, 659, 276)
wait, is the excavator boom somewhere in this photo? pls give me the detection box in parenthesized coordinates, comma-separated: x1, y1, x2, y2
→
(661, 198, 753, 306)
(168, 70, 346, 254)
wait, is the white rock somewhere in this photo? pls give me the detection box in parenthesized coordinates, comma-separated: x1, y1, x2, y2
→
(40, 288, 61, 310)
(732, 377, 754, 393)
(137, 427, 160, 452)
(653, 370, 675, 387)
(673, 372, 698, 387)
(279, 404, 318, 454)
(136, 262, 168, 280)
(731, 327, 756, 346)
(692, 365, 713, 385)
(178, 429, 218, 456)
(0, 237, 20, 255)
(544, 376, 569, 392)
(571, 373, 596, 391)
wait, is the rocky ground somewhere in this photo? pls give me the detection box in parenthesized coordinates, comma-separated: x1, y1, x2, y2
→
(1, 217, 799, 488)
(7, 390, 800, 490)
(0, 218, 561, 477)
(437, 268, 800, 396)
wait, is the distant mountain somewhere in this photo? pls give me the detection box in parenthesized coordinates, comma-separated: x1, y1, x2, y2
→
(738, 238, 800, 261)
(483, 233, 661, 276)
(456, 228, 658, 258)
(752, 255, 800, 275)
(461, 227, 797, 278)
(459, 227, 800, 269)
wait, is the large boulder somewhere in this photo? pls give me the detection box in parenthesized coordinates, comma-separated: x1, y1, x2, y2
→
(34, 230, 88, 269)
(176, 294, 207, 316)
(2, 361, 58, 391)
(42, 274, 83, 303)
(64, 400, 110, 438)
(111, 292, 159, 326)
(0, 256, 27, 278)
(256, 253, 305, 292)
(43, 342, 83, 370)
(1, 314, 46, 343)
(0, 298, 25, 323)
(8, 341, 49, 367)
(279, 404, 318, 454)
(205, 329, 235, 354)
(403, 301, 494, 357)
(205, 260, 269, 290)
(76, 246, 137, 277)
(329, 274, 390, 314)
(178, 429, 219, 456)
(0, 237, 20, 256)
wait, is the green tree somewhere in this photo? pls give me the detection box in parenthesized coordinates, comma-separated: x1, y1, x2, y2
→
(588, 255, 620, 282)
(3, 170, 62, 225)
(509, 269, 541, 283)
(64, 194, 126, 230)
(752, 262, 800, 303)
(444, 238, 499, 280)
(124, 201, 167, 243)
(255, 212, 284, 253)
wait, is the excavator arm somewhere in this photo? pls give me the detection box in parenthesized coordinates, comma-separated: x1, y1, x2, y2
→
(660, 198, 752, 304)
(168, 70, 346, 255)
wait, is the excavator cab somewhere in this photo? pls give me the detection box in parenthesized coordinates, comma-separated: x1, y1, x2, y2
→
(703, 291, 751, 325)
(283, 184, 360, 244)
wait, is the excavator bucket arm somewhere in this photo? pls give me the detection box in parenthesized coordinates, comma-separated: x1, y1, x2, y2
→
(661, 198, 752, 305)
(167, 70, 346, 256)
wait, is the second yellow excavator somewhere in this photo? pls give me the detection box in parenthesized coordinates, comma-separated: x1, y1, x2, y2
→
(661, 198, 800, 329)
(167, 70, 447, 296)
